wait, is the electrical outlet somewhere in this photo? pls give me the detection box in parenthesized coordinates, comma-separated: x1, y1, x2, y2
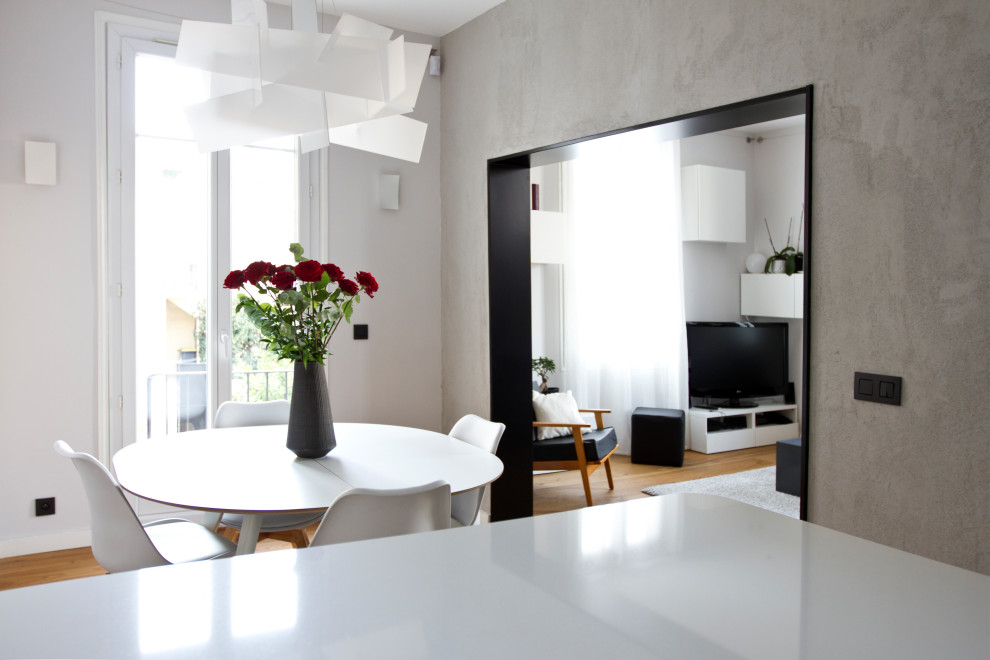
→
(353, 324, 369, 340)
(35, 497, 55, 516)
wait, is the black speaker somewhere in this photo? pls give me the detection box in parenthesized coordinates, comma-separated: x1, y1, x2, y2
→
(785, 382, 795, 404)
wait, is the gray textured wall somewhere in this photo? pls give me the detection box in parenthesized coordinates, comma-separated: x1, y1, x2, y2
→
(440, 0, 990, 573)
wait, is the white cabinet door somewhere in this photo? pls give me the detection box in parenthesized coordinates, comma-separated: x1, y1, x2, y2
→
(530, 210, 567, 264)
(740, 273, 803, 318)
(681, 165, 746, 243)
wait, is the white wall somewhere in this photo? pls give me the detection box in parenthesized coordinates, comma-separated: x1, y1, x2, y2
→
(323, 37, 443, 431)
(751, 129, 806, 412)
(752, 129, 807, 260)
(0, 0, 443, 556)
(530, 164, 566, 389)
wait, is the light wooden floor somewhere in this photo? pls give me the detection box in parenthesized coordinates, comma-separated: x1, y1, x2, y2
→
(0, 446, 775, 592)
(533, 446, 775, 515)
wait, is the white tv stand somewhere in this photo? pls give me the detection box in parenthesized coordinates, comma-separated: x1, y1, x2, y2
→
(688, 404, 798, 454)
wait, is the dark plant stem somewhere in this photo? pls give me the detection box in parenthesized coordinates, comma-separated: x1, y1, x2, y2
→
(764, 218, 778, 254)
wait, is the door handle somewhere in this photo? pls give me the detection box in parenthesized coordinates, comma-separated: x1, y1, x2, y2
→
(219, 332, 230, 360)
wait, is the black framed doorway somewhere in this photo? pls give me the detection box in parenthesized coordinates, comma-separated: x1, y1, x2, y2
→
(487, 86, 813, 522)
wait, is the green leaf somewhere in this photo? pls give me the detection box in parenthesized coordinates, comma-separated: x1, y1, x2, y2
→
(342, 299, 353, 323)
(289, 242, 305, 262)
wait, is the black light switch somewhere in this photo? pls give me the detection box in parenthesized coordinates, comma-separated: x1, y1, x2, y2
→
(857, 376, 875, 397)
(878, 378, 902, 405)
(854, 372, 902, 406)
(353, 324, 369, 340)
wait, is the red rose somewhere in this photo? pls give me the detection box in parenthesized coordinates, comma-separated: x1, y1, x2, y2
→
(294, 260, 324, 282)
(355, 271, 378, 298)
(322, 263, 344, 282)
(223, 270, 246, 289)
(338, 278, 359, 295)
(271, 270, 296, 290)
(243, 261, 273, 285)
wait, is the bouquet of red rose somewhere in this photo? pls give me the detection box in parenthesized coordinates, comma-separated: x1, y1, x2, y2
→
(223, 243, 378, 365)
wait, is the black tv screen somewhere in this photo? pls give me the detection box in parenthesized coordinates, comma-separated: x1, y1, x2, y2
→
(686, 322, 789, 405)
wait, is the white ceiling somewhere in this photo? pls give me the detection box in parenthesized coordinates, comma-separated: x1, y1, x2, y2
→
(718, 115, 806, 139)
(267, 0, 506, 37)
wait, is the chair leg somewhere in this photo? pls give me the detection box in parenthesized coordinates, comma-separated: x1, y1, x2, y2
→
(580, 467, 594, 507)
(201, 511, 222, 531)
(258, 528, 311, 548)
(287, 528, 309, 548)
(220, 526, 240, 543)
(604, 457, 615, 489)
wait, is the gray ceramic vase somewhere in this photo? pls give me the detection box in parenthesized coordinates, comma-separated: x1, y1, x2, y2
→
(286, 361, 336, 458)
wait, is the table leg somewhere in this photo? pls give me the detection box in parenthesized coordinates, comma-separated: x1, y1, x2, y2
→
(236, 514, 262, 555)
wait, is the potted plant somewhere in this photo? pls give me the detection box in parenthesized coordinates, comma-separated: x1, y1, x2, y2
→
(223, 243, 378, 457)
(532, 356, 557, 393)
(763, 211, 804, 275)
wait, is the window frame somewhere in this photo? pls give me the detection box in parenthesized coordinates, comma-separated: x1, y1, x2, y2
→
(98, 12, 322, 467)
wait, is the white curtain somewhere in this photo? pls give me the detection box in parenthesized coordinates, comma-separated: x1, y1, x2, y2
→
(562, 131, 688, 453)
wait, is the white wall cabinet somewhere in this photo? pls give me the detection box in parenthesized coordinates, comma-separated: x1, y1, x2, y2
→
(741, 273, 804, 318)
(530, 210, 567, 264)
(681, 165, 746, 243)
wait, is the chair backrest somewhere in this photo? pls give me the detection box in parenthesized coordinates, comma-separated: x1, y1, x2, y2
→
(53, 440, 168, 573)
(448, 414, 505, 526)
(449, 414, 506, 453)
(214, 399, 290, 428)
(308, 481, 451, 547)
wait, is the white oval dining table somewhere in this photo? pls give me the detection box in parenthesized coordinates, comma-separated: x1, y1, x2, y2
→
(112, 422, 504, 555)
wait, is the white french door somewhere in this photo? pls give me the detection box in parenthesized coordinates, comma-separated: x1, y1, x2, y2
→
(105, 22, 319, 475)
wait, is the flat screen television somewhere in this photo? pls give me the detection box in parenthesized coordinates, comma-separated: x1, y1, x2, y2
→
(686, 322, 789, 407)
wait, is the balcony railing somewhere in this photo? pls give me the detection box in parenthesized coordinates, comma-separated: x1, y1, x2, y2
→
(146, 367, 292, 438)
(233, 368, 293, 403)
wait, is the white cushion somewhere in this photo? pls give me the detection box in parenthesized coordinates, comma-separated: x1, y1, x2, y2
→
(532, 390, 586, 440)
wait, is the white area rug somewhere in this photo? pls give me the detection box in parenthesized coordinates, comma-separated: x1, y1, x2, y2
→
(642, 467, 799, 518)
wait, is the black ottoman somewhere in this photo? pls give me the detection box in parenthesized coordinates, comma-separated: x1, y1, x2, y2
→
(631, 407, 685, 467)
(776, 437, 802, 495)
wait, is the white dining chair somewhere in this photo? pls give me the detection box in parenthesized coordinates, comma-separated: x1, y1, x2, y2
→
(211, 399, 324, 548)
(308, 481, 451, 547)
(53, 440, 236, 573)
(448, 414, 505, 527)
(214, 399, 290, 429)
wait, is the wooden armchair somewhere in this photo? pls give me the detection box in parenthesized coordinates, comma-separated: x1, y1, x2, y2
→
(533, 407, 618, 507)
